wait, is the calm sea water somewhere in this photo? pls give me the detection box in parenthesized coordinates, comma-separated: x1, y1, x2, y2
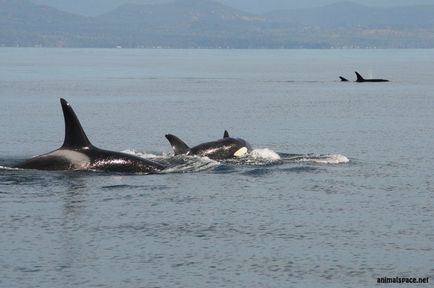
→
(0, 48, 433, 287)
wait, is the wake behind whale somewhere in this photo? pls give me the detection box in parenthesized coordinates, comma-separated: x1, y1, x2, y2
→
(120, 148, 350, 173)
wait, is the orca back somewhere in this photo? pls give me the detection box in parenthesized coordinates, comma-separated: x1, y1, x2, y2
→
(60, 98, 93, 149)
(355, 72, 365, 82)
(165, 134, 190, 155)
(355, 71, 388, 82)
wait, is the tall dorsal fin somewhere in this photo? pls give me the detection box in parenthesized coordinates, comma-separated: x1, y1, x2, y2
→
(60, 98, 93, 149)
(165, 134, 190, 155)
(223, 130, 229, 138)
(355, 71, 364, 82)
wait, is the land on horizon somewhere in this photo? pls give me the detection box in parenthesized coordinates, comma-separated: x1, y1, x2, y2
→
(1, 0, 434, 48)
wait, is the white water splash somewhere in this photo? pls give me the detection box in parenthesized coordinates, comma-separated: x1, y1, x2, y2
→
(298, 154, 349, 164)
(0, 166, 20, 171)
(250, 149, 281, 161)
(161, 156, 220, 174)
(120, 149, 349, 169)
(121, 150, 219, 173)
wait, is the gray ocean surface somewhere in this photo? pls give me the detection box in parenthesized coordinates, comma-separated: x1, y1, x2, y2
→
(0, 48, 433, 287)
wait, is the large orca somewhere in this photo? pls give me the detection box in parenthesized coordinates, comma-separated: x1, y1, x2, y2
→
(15, 99, 165, 173)
(165, 131, 252, 160)
(355, 71, 389, 82)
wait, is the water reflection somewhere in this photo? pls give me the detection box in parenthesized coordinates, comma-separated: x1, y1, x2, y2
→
(59, 175, 88, 287)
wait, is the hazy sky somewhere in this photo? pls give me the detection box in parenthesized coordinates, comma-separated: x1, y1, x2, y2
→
(31, 0, 434, 16)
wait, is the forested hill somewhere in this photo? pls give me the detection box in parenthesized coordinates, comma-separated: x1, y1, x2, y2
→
(1, 0, 434, 48)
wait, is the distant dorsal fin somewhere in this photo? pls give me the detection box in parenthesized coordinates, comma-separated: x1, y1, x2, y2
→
(355, 71, 364, 82)
(223, 130, 229, 138)
(165, 134, 190, 155)
(60, 98, 93, 149)
(339, 76, 349, 82)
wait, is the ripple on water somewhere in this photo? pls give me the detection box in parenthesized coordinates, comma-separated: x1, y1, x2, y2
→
(101, 184, 169, 191)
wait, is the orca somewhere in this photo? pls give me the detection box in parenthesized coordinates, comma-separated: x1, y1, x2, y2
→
(339, 76, 349, 82)
(14, 99, 165, 173)
(355, 71, 389, 82)
(165, 131, 252, 160)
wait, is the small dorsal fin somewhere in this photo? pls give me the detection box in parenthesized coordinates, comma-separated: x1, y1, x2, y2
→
(223, 130, 229, 138)
(165, 134, 190, 155)
(339, 76, 349, 82)
(60, 98, 93, 149)
(355, 71, 364, 82)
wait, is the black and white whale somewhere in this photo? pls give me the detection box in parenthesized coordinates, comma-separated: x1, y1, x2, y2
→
(15, 98, 165, 173)
(355, 71, 389, 82)
(165, 131, 252, 160)
(340, 72, 389, 82)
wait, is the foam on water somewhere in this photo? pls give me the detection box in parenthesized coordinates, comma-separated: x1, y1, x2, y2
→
(121, 148, 349, 170)
(250, 148, 281, 161)
(0, 165, 20, 171)
(121, 150, 220, 173)
(296, 154, 350, 164)
(161, 156, 220, 174)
